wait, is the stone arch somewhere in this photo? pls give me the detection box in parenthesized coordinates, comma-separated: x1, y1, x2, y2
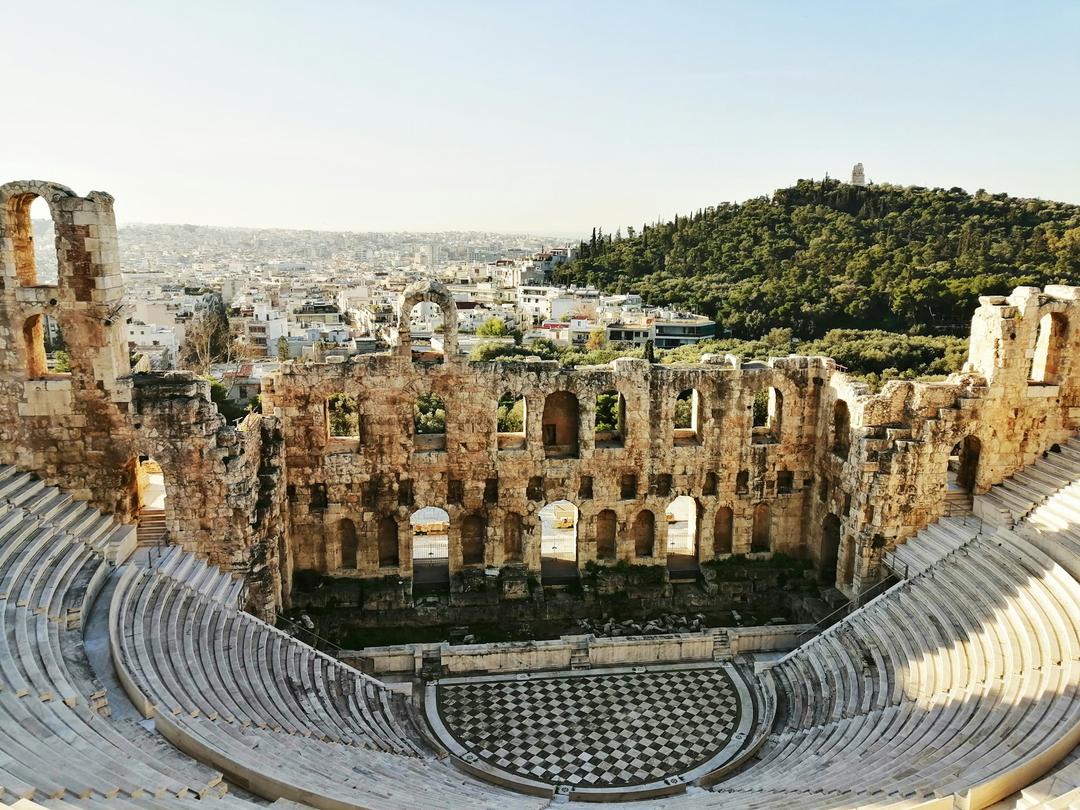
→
(632, 509, 656, 558)
(1031, 311, 1068, 384)
(821, 513, 842, 582)
(461, 513, 486, 566)
(0, 181, 75, 288)
(338, 518, 359, 570)
(833, 400, 851, 459)
(751, 503, 771, 552)
(665, 495, 698, 556)
(542, 391, 579, 458)
(595, 509, 617, 560)
(503, 512, 524, 563)
(396, 279, 458, 358)
(377, 515, 399, 568)
(713, 506, 734, 555)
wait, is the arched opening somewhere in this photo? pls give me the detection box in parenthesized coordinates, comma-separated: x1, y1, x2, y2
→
(411, 507, 450, 592)
(338, 519, 358, 570)
(414, 393, 447, 451)
(594, 390, 625, 448)
(8, 193, 58, 288)
(948, 435, 981, 499)
(539, 500, 578, 584)
(632, 509, 656, 558)
(326, 393, 361, 440)
(821, 514, 842, 583)
(461, 513, 486, 566)
(496, 392, 526, 450)
(665, 495, 699, 580)
(32, 315, 69, 377)
(674, 388, 701, 446)
(1031, 312, 1068, 385)
(542, 391, 579, 458)
(713, 507, 734, 556)
(135, 456, 168, 547)
(503, 513, 524, 563)
(595, 509, 617, 560)
(377, 515, 399, 568)
(396, 280, 459, 359)
(833, 400, 851, 459)
(751, 503, 771, 553)
(751, 388, 783, 444)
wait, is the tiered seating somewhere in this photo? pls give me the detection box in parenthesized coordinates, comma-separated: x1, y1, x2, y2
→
(144, 545, 245, 606)
(977, 437, 1080, 526)
(0, 468, 228, 803)
(700, 468, 1080, 808)
(110, 563, 548, 810)
(885, 515, 980, 576)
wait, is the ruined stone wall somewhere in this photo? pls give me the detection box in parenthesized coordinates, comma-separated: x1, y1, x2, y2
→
(264, 282, 1080, 601)
(128, 374, 291, 616)
(0, 181, 136, 517)
(0, 180, 291, 619)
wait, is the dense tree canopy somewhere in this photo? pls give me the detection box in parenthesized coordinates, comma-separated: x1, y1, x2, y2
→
(554, 180, 1080, 340)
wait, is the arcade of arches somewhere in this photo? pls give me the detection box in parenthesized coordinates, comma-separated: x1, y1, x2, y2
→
(1, 182, 1079, 623)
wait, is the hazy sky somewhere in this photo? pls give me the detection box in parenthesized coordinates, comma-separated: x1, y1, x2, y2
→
(5, 1, 1078, 235)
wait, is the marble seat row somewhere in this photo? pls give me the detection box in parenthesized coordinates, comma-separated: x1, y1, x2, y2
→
(703, 489, 1080, 808)
(0, 473, 230, 805)
(147, 545, 245, 607)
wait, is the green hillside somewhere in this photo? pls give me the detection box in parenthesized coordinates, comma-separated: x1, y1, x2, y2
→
(554, 179, 1080, 341)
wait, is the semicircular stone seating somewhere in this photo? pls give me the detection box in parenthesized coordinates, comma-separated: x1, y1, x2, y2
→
(697, 442, 1080, 810)
(109, 556, 549, 810)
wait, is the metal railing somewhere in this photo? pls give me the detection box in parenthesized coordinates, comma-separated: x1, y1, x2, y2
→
(793, 571, 902, 645)
(275, 611, 343, 655)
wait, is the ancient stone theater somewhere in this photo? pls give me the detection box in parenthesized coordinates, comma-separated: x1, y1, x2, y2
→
(2, 179, 1080, 808)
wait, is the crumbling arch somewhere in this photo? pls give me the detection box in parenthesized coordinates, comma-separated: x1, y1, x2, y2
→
(461, 513, 486, 566)
(0, 181, 74, 288)
(714, 506, 734, 555)
(542, 391, 579, 458)
(1030, 312, 1068, 384)
(377, 515, 399, 568)
(395, 279, 458, 358)
(632, 509, 656, 558)
(595, 509, 617, 560)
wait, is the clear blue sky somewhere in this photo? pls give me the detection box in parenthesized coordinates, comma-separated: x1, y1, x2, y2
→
(5, 1, 1078, 235)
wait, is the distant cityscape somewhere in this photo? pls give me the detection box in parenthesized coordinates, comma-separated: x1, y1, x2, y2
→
(33, 219, 717, 408)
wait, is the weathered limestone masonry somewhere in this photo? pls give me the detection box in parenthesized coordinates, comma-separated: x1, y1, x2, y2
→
(0, 181, 288, 619)
(2, 181, 1077, 618)
(262, 280, 1080, 602)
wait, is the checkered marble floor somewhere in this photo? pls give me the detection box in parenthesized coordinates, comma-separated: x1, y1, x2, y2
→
(434, 665, 744, 788)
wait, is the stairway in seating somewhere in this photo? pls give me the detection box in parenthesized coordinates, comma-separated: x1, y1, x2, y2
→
(884, 515, 982, 577)
(976, 436, 1080, 527)
(136, 508, 167, 547)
